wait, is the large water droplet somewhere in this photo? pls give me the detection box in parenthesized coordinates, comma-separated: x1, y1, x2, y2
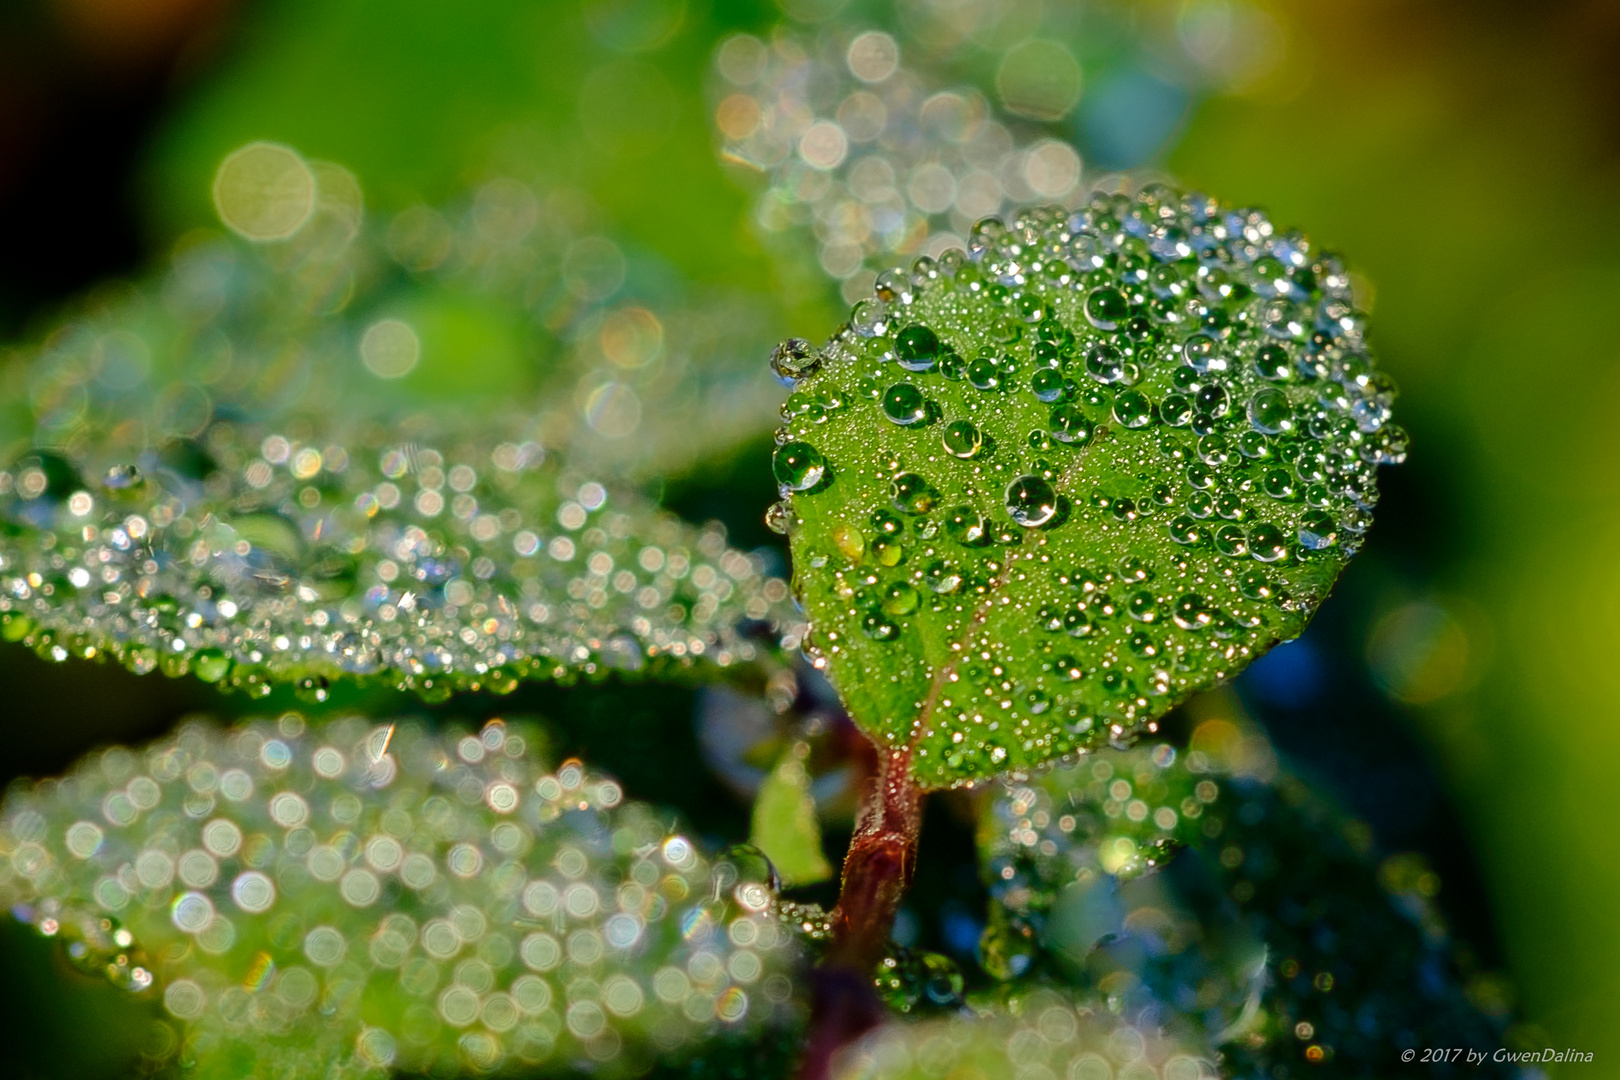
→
(894, 325, 940, 372)
(772, 442, 825, 492)
(890, 473, 939, 515)
(1083, 287, 1128, 331)
(1112, 390, 1153, 429)
(942, 420, 983, 458)
(1247, 388, 1293, 435)
(944, 506, 990, 547)
(1048, 406, 1093, 445)
(1005, 475, 1058, 527)
(881, 384, 927, 426)
(1298, 510, 1338, 550)
(770, 338, 821, 383)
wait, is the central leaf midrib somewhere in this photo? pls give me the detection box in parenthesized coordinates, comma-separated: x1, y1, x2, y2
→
(907, 426, 1114, 774)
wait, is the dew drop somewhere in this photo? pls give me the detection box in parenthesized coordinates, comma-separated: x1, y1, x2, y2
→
(1247, 388, 1293, 435)
(772, 442, 826, 492)
(941, 420, 983, 458)
(881, 582, 920, 617)
(1030, 367, 1065, 402)
(1112, 390, 1153, 429)
(1298, 510, 1338, 550)
(769, 338, 821, 383)
(1005, 476, 1058, 528)
(881, 384, 927, 426)
(894, 325, 940, 372)
(1048, 405, 1093, 445)
(1083, 287, 1128, 331)
(944, 506, 990, 547)
(889, 473, 939, 515)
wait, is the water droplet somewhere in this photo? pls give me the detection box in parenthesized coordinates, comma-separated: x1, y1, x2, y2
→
(1213, 524, 1249, 557)
(967, 356, 1001, 391)
(881, 384, 927, 426)
(1005, 476, 1058, 528)
(1159, 394, 1193, 427)
(832, 522, 865, 560)
(861, 608, 899, 640)
(1112, 390, 1153, 429)
(1048, 405, 1093, 445)
(1030, 367, 1065, 402)
(1247, 523, 1288, 562)
(942, 420, 983, 458)
(1083, 287, 1128, 331)
(889, 473, 939, 515)
(770, 338, 821, 383)
(765, 500, 793, 535)
(1083, 345, 1124, 384)
(944, 506, 990, 547)
(772, 441, 826, 492)
(881, 582, 920, 617)
(1172, 594, 1211, 630)
(1298, 510, 1338, 550)
(894, 325, 940, 372)
(1247, 388, 1293, 435)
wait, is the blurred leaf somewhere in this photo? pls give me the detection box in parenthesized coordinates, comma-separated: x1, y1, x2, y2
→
(978, 715, 1518, 1073)
(0, 156, 803, 699)
(749, 742, 832, 888)
(0, 714, 797, 1078)
(773, 187, 1401, 787)
(833, 985, 1217, 1080)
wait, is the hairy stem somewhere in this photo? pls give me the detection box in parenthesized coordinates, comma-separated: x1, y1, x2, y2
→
(796, 745, 923, 1080)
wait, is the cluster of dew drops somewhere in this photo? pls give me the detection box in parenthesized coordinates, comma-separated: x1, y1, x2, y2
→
(764, 182, 1406, 770)
(0, 716, 796, 1078)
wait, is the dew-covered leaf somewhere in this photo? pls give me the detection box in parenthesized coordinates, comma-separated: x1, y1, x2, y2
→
(0, 152, 801, 697)
(978, 715, 1519, 1073)
(771, 186, 1404, 786)
(0, 715, 798, 1079)
(832, 986, 1217, 1080)
(749, 743, 833, 888)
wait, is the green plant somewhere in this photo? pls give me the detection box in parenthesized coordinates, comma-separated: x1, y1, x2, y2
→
(0, 11, 1530, 1080)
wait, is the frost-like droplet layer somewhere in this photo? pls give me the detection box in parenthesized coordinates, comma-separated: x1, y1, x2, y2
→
(0, 716, 797, 1079)
(774, 185, 1402, 786)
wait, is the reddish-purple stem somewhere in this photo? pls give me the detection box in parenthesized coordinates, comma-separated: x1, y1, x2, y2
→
(795, 745, 923, 1080)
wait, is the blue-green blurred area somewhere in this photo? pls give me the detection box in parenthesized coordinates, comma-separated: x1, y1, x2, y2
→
(1, 0, 1618, 1074)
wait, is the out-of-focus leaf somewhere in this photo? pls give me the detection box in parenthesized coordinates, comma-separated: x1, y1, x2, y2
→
(0, 715, 798, 1078)
(0, 153, 802, 698)
(833, 985, 1218, 1080)
(749, 743, 832, 888)
(978, 716, 1519, 1075)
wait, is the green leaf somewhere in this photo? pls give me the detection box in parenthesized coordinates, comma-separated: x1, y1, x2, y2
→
(748, 743, 833, 888)
(978, 710, 1517, 1069)
(772, 187, 1404, 786)
(832, 985, 1217, 1080)
(0, 715, 797, 1078)
(0, 152, 802, 698)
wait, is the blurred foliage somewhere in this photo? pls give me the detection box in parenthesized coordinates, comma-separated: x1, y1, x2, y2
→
(0, 0, 1616, 1075)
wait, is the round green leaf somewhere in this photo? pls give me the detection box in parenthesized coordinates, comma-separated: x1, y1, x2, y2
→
(772, 186, 1404, 787)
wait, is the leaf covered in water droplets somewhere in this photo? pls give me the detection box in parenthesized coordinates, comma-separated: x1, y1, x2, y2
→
(772, 183, 1404, 786)
(0, 158, 801, 698)
(832, 986, 1217, 1080)
(0, 715, 797, 1079)
(978, 718, 1519, 1070)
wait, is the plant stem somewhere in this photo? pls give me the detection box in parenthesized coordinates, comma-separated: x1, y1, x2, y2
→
(795, 745, 923, 1080)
